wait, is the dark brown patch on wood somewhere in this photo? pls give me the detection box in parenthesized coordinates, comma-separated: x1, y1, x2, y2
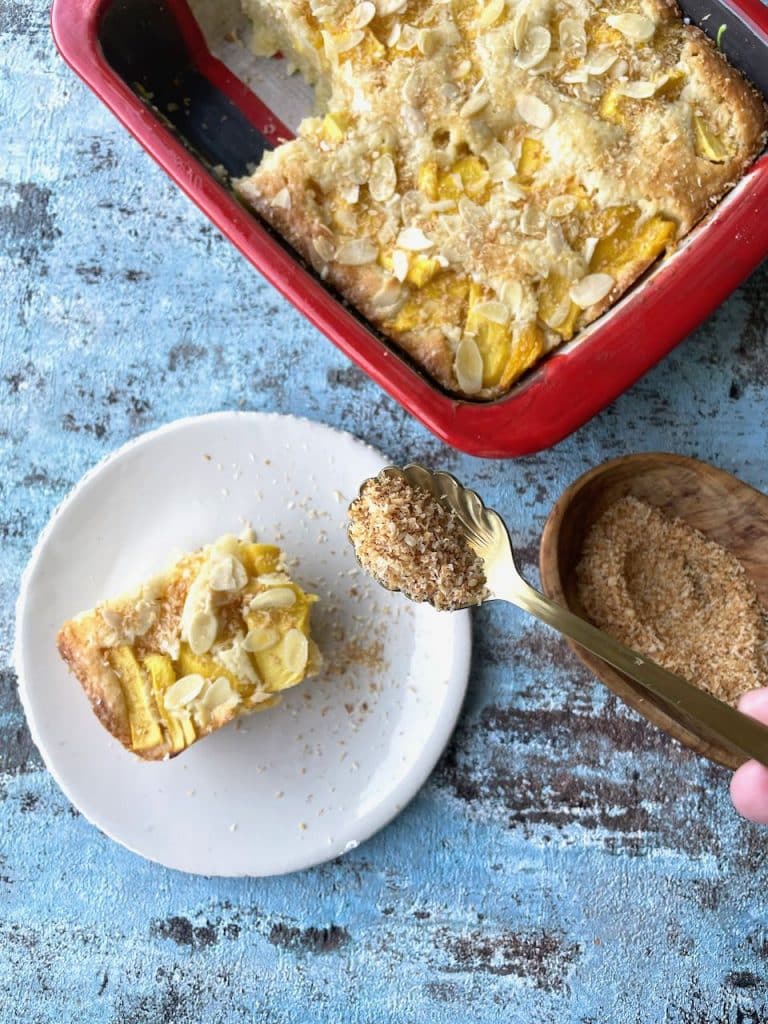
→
(268, 922, 350, 953)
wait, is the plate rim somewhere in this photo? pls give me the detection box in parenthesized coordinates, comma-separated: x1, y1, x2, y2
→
(13, 410, 472, 876)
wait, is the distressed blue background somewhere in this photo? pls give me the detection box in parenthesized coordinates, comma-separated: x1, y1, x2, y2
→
(2, 3, 768, 1021)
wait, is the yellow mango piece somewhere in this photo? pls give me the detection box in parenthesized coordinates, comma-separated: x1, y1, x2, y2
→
(538, 269, 580, 340)
(591, 213, 676, 274)
(321, 112, 349, 144)
(239, 543, 281, 578)
(389, 274, 470, 334)
(109, 646, 164, 752)
(587, 20, 624, 47)
(452, 156, 490, 203)
(656, 68, 686, 99)
(589, 205, 641, 272)
(498, 324, 547, 390)
(418, 160, 439, 201)
(518, 138, 545, 182)
(143, 654, 190, 751)
(177, 643, 243, 693)
(464, 283, 512, 387)
(598, 86, 627, 125)
(407, 254, 442, 288)
(693, 114, 729, 162)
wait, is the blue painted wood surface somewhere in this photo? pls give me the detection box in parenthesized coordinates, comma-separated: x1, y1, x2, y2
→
(2, 4, 768, 1021)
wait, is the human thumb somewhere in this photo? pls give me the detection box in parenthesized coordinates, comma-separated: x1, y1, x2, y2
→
(730, 689, 768, 825)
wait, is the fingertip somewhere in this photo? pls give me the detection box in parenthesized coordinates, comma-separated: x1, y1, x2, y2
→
(737, 688, 768, 723)
(731, 759, 768, 825)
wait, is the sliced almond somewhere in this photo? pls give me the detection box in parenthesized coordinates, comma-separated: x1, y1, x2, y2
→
(334, 28, 366, 52)
(100, 607, 124, 633)
(283, 628, 310, 675)
(519, 203, 546, 235)
(334, 238, 378, 265)
(369, 154, 397, 202)
(209, 554, 248, 592)
(188, 611, 218, 655)
(583, 236, 599, 263)
(477, 0, 505, 30)
(474, 300, 510, 324)
(371, 276, 403, 309)
(546, 194, 578, 217)
(375, 0, 407, 14)
(201, 676, 239, 711)
(272, 187, 291, 210)
(512, 11, 528, 49)
(392, 249, 410, 281)
(397, 226, 434, 251)
(418, 27, 444, 56)
(500, 279, 523, 316)
(585, 46, 618, 75)
(516, 93, 553, 129)
(165, 674, 205, 711)
(383, 21, 402, 46)
(489, 158, 517, 182)
(460, 92, 490, 118)
(243, 626, 281, 653)
(570, 272, 614, 307)
(256, 572, 291, 586)
(454, 336, 484, 394)
(605, 13, 655, 43)
(249, 587, 297, 610)
(340, 182, 360, 204)
(561, 69, 589, 84)
(558, 16, 586, 57)
(540, 292, 572, 329)
(351, 0, 376, 28)
(514, 26, 551, 70)
(615, 80, 656, 98)
(312, 234, 336, 262)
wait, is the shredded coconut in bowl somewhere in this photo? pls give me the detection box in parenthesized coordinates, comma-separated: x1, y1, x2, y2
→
(348, 472, 488, 611)
(576, 495, 768, 704)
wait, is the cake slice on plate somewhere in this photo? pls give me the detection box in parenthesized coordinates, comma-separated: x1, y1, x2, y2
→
(57, 533, 321, 760)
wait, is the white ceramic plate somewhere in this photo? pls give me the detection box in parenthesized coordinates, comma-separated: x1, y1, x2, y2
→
(14, 413, 471, 876)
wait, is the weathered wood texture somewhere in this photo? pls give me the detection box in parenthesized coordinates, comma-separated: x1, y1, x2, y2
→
(2, 4, 768, 1021)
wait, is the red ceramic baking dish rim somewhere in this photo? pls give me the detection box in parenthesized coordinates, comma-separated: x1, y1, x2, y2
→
(51, 0, 768, 459)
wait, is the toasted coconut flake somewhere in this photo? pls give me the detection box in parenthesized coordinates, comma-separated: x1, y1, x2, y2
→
(570, 272, 614, 307)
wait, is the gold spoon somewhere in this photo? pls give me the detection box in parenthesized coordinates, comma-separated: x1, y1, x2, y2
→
(354, 463, 768, 770)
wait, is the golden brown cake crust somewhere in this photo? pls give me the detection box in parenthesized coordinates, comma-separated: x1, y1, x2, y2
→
(57, 619, 136, 753)
(237, 0, 767, 398)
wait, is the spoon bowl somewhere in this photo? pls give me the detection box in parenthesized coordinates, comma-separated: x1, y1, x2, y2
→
(539, 452, 768, 769)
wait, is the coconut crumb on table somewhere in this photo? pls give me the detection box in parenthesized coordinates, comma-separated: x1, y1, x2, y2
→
(576, 496, 768, 705)
(347, 471, 487, 611)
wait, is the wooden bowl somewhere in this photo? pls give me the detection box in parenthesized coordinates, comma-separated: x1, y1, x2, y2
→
(539, 453, 768, 769)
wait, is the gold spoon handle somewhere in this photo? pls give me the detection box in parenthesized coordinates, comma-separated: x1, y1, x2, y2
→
(504, 579, 768, 769)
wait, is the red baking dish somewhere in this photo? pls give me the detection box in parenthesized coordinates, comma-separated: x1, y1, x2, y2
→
(51, 0, 768, 458)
